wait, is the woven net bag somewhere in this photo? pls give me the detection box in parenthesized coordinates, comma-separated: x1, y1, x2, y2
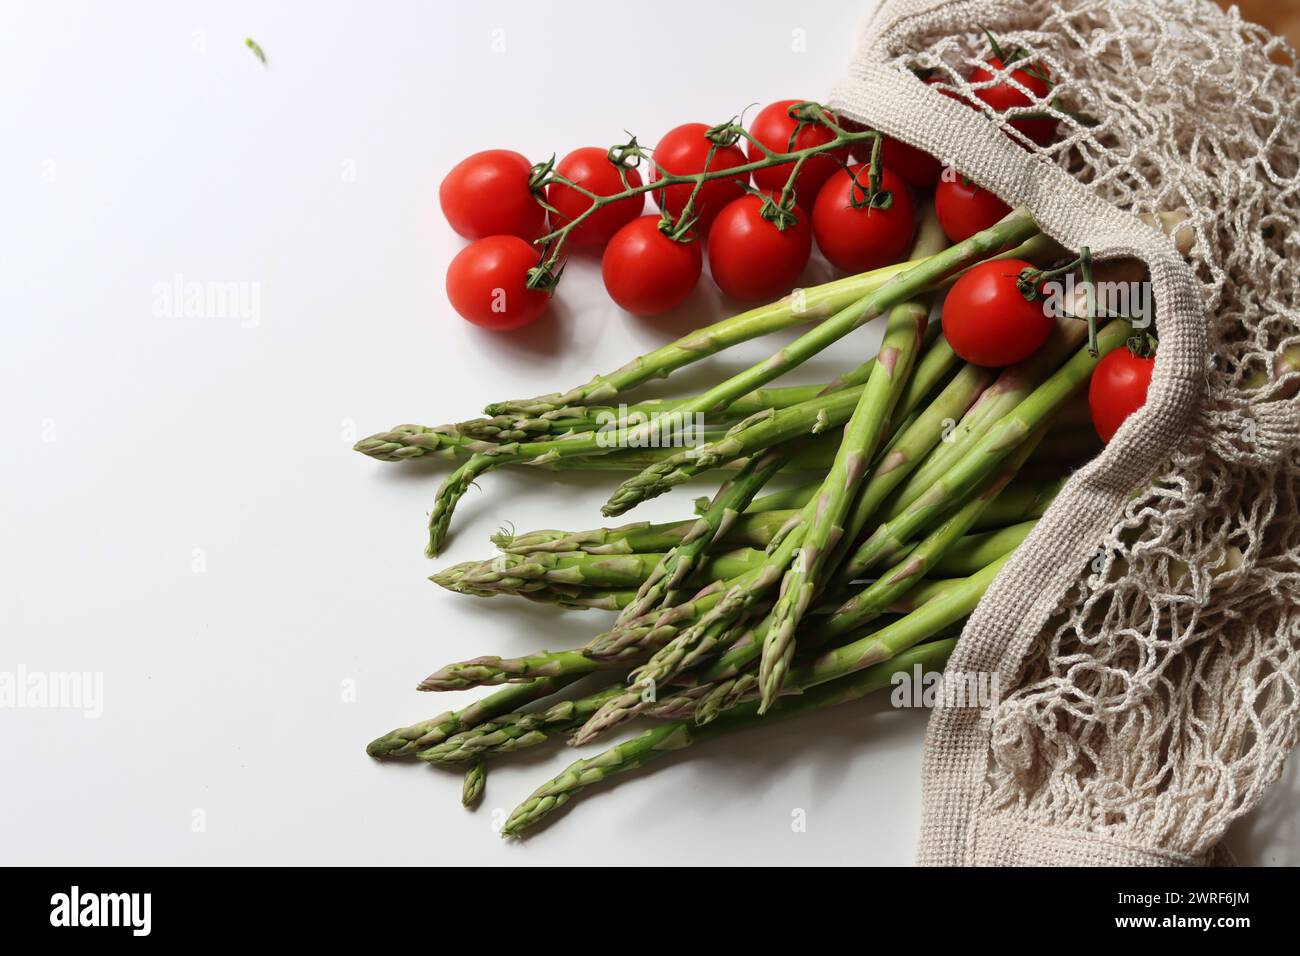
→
(830, 0, 1300, 865)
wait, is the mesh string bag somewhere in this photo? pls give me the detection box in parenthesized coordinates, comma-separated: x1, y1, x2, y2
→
(829, 0, 1300, 865)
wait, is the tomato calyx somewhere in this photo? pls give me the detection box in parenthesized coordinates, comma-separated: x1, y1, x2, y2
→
(739, 182, 801, 231)
(704, 118, 745, 149)
(1126, 331, 1159, 359)
(843, 136, 894, 212)
(528, 155, 556, 192)
(524, 258, 564, 294)
(656, 205, 700, 244)
(1019, 247, 1110, 356)
(784, 100, 837, 135)
(605, 137, 646, 178)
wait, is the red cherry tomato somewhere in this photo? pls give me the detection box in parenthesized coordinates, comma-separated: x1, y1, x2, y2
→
(878, 136, 944, 190)
(440, 150, 546, 241)
(547, 147, 645, 251)
(747, 100, 849, 206)
(1088, 347, 1155, 442)
(602, 216, 702, 316)
(970, 57, 1057, 146)
(935, 175, 1012, 243)
(707, 192, 812, 302)
(812, 165, 916, 273)
(445, 235, 550, 332)
(650, 123, 749, 234)
(941, 258, 1051, 366)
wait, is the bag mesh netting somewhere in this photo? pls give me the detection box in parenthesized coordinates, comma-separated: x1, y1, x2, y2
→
(830, 0, 1300, 865)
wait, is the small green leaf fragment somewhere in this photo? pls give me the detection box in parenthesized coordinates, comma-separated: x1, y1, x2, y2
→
(245, 37, 267, 65)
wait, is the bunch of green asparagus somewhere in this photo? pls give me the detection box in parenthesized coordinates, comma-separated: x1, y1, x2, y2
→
(359, 206, 1121, 837)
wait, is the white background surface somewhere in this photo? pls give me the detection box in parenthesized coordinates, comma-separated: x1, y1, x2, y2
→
(3, 0, 1295, 866)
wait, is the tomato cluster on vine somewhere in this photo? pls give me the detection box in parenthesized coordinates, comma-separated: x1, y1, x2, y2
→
(438, 41, 1062, 333)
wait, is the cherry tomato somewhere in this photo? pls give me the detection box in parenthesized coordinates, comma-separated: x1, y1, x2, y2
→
(445, 235, 550, 332)
(941, 258, 1051, 366)
(935, 175, 1012, 243)
(879, 136, 944, 190)
(547, 147, 645, 251)
(1088, 347, 1155, 442)
(440, 150, 546, 241)
(707, 192, 812, 302)
(602, 215, 702, 316)
(812, 165, 916, 273)
(747, 100, 849, 206)
(650, 123, 749, 234)
(970, 57, 1057, 146)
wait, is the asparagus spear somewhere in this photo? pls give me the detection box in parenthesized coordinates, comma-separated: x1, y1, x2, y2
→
(454, 383, 859, 444)
(597, 329, 981, 711)
(366, 676, 580, 758)
(419, 648, 609, 692)
(588, 267, 992, 694)
(573, 509, 1017, 747)
(494, 509, 795, 556)
(461, 762, 486, 808)
(435, 580, 637, 611)
(758, 299, 927, 710)
(930, 518, 1038, 577)
(500, 637, 958, 837)
(972, 476, 1065, 531)
(708, 483, 812, 517)
(354, 423, 491, 463)
(434, 547, 765, 596)
(585, 339, 985, 709)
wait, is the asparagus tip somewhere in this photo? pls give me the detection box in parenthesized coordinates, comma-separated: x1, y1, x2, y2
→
(461, 762, 486, 808)
(365, 731, 411, 758)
